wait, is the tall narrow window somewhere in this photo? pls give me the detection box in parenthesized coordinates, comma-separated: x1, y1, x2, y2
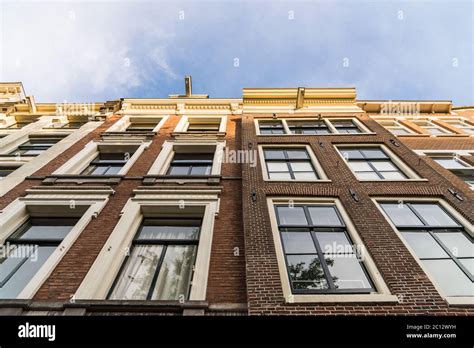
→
(331, 120, 362, 134)
(263, 148, 318, 180)
(108, 219, 200, 300)
(81, 152, 132, 175)
(380, 202, 473, 297)
(10, 136, 65, 156)
(339, 147, 408, 180)
(0, 218, 79, 298)
(275, 204, 373, 293)
(166, 153, 213, 175)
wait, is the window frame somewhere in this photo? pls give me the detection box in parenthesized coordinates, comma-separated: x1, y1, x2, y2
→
(174, 115, 227, 134)
(374, 197, 474, 305)
(258, 144, 329, 182)
(266, 197, 397, 303)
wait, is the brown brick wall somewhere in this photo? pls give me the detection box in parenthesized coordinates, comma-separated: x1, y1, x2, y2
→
(241, 112, 474, 315)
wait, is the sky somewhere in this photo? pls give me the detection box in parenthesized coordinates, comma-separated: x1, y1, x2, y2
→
(0, 0, 473, 105)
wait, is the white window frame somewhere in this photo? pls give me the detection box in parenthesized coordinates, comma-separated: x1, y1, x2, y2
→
(0, 190, 111, 299)
(258, 144, 330, 182)
(266, 197, 397, 303)
(335, 144, 424, 182)
(254, 117, 372, 136)
(53, 140, 151, 175)
(105, 115, 168, 133)
(74, 191, 220, 301)
(438, 118, 474, 135)
(147, 140, 225, 176)
(377, 119, 415, 135)
(174, 115, 227, 133)
(373, 197, 474, 305)
(409, 119, 453, 136)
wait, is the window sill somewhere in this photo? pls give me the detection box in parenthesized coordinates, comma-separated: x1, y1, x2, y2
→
(257, 132, 377, 136)
(143, 175, 221, 185)
(264, 179, 332, 183)
(286, 293, 399, 304)
(43, 175, 123, 185)
(445, 297, 474, 306)
(359, 178, 428, 182)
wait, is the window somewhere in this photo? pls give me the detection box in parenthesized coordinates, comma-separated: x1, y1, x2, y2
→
(81, 152, 132, 175)
(423, 152, 474, 189)
(380, 202, 473, 298)
(0, 166, 21, 179)
(259, 120, 285, 134)
(9, 136, 65, 156)
(440, 119, 474, 134)
(378, 120, 414, 135)
(0, 217, 79, 298)
(411, 120, 452, 135)
(46, 121, 86, 129)
(331, 120, 362, 134)
(338, 146, 408, 180)
(263, 148, 318, 180)
(108, 219, 200, 300)
(7, 122, 31, 129)
(433, 156, 469, 169)
(275, 204, 374, 294)
(287, 120, 330, 134)
(125, 122, 158, 132)
(186, 119, 221, 133)
(166, 153, 213, 175)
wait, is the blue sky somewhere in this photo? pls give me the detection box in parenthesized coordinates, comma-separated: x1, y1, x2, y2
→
(1, 0, 473, 105)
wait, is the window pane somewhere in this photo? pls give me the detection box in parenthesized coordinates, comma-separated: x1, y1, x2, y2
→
(293, 172, 318, 180)
(411, 204, 459, 227)
(307, 206, 342, 226)
(460, 258, 474, 275)
(89, 166, 108, 175)
(151, 245, 197, 300)
(281, 232, 316, 254)
(289, 162, 313, 172)
(326, 255, 372, 289)
(339, 149, 363, 160)
(276, 206, 308, 225)
(168, 166, 189, 175)
(264, 150, 285, 160)
(371, 160, 397, 171)
(286, 150, 309, 159)
(138, 221, 200, 240)
(267, 162, 289, 172)
(104, 166, 122, 175)
(380, 171, 406, 180)
(380, 203, 424, 226)
(349, 162, 372, 172)
(12, 219, 77, 241)
(268, 172, 292, 180)
(434, 158, 467, 169)
(422, 259, 474, 297)
(356, 172, 381, 180)
(315, 232, 352, 254)
(435, 232, 473, 258)
(190, 165, 212, 175)
(361, 149, 388, 159)
(109, 245, 163, 300)
(0, 246, 55, 299)
(286, 255, 329, 290)
(401, 232, 449, 259)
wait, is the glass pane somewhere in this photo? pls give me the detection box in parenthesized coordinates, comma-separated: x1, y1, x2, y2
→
(138, 220, 200, 240)
(434, 158, 467, 169)
(293, 172, 318, 180)
(308, 206, 342, 226)
(339, 149, 363, 160)
(268, 172, 292, 180)
(411, 204, 459, 227)
(371, 160, 397, 171)
(168, 166, 189, 175)
(109, 245, 163, 300)
(190, 165, 212, 175)
(172, 154, 213, 162)
(356, 172, 381, 180)
(380, 203, 424, 226)
(0, 246, 55, 299)
(90, 166, 108, 175)
(0, 253, 27, 285)
(286, 255, 328, 290)
(435, 232, 473, 258)
(349, 161, 372, 172)
(286, 150, 309, 159)
(104, 166, 122, 175)
(264, 150, 285, 160)
(276, 206, 308, 225)
(422, 259, 474, 297)
(391, 128, 410, 135)
(326, 255, 372, 289)
(361, 149, 388, 159)
(151, 245, 197, 300)
(267, 162, 289, 172)
(12, 219, 77, 241)
(460, 258, 474, 275)
(381, 171, 406, 180)
(260, 121, 283, 129)
(289, 161, 313, 172)
(281, 232, 316, 254)
(401, 232, 449, 258)
(315, 232, 352, 254)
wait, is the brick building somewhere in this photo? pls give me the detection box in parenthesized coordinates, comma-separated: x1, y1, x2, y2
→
(0, 80, 472, 315)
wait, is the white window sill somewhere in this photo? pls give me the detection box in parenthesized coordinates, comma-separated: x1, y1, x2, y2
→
(445, 297, 474, 306)
(257, 132, 376, 136)
(264, 179, 332, 183)
(287, 294, 399, 304)
(359, 179, 428, 182)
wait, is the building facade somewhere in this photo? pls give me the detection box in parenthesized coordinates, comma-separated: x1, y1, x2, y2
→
(0, 81, 472, 315)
